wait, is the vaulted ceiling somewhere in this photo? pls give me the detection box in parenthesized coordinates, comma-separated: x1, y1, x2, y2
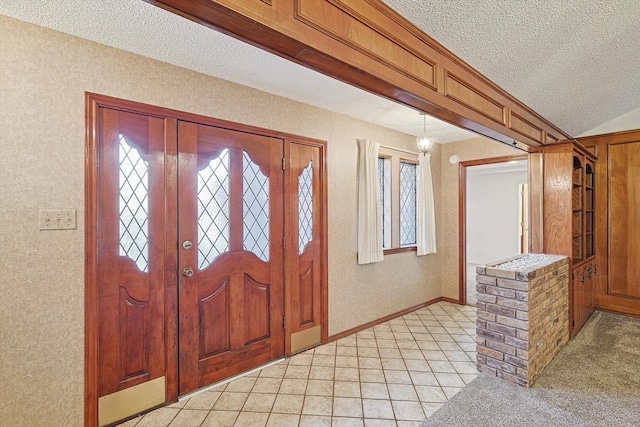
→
(2, 1, 638, 142)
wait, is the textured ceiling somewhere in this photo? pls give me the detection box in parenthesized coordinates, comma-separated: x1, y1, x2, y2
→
(383, 0, 640, 136)
(2, 1, 638, 140)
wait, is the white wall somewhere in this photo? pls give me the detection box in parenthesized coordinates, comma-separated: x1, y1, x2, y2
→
(579, 106, 640, 137)
(466, 166, 528, 303)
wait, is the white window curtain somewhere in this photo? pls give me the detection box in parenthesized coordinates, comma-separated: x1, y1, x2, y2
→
(357, 139, 384, 264)
(417, 152, 437, 255)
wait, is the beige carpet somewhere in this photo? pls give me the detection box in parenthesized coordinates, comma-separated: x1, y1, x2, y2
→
(420, 310, 640, 426)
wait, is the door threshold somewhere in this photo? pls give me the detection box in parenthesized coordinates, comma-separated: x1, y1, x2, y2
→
(178, 358, 286, 401)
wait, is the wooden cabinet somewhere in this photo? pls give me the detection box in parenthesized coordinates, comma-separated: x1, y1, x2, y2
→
(543, 141, 597, 337)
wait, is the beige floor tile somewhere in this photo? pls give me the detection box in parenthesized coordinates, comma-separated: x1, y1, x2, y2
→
(259, 364, 287, 378)
(431, 334, 455, 343)
(310, 366, 335, 380)
(374, 332, 395, 340)
(457, 342, 476, 352)
(337, 337, 357, 347)
(302, 395, 334, 416)
(336, 356, 359, 368)
(391, 401, 425, 421)
(300, 415, 332, 427)
(361, 381, 390, 399)
(434, 372, 465, 387)
(243, 392, 277, 412)
(213, 392, 249, 411)
(396, 341, 419, 350)
(357, 330, 376, 339)
(427, 360, 456, 373)
(437, 342, 462, 351)
(290, 352, 314, 365)
(381, 359, 406, 370)
(168, 399, 188, 409)
(315, 344, 337, 355)
(442, 386, 463, 399)
(357, 347, 380, 358)
(252, 377, 283, 393)
(363, 399, 394, 419)
(135, 408, 179, 427)
(378, 348, 402, 359)
(391, 326, 410, 334)
(117, 416, 141, 426)
(404, 360, 430, 372)
(233, 411, 269, 427)
(373, 324, 391, 332)
(443, 350, 471, 362)
(201, 410, 239, 427)
(411, 333, 433, 342)
(335, 367, 360, 382)
(383, 370, 411, 384)
(313, 355, 337, 367)
(359, 357, 383, 370)
(285, 364, 311, 379)
(421, 350, 447, 361)
(376, 340, 398, 351)
(357, 338, 377, 348)
(334, 380, 362, 397)
(307, 379, 334, 396)
(387, 383, 418, 401)
(332, 417, 364, 427)
(182, 391, 221, 410)
(408, 371, 439, 386)
(272, 394, 305, 414)
(396, 421, 422, 427)
(460, 373, 479, 384)
(365, 419, 397, 427)
(420, 402, 443, 418)
(168, 409, 208, 427)
(333, 397, 363, 417)
(399, 349, 424, 360)
(414, 385, 447, 403)
(266, 413, 301, 427)
(337, 346, 358, 356)
(417, 341, 440, 351)
(392, 332, 413, 341)
(279, 378, 308, 394)
(359, 369, 386, 383)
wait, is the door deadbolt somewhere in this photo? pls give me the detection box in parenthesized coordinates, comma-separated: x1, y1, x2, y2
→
(182, 240, 193, 250)
(183, 267, 194, 277)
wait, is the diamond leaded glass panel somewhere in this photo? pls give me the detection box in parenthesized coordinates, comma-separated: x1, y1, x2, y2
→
(197, 149, 230, 270)
(118, 135, 149, 272)
(243, 151, 269, 261)
(400, 161, 417, 246)
(298, 160, 313, 254)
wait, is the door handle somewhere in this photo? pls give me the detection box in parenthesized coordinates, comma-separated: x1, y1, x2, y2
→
(183, 267, 194, 277)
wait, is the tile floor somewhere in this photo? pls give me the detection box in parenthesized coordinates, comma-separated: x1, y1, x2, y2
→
(118, 301, 477, 427)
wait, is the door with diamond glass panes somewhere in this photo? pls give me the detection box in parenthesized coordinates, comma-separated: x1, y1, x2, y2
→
(177, 121, 285, 394)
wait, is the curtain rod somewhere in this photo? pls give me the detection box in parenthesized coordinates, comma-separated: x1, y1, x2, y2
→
(378, 143, 420, 156)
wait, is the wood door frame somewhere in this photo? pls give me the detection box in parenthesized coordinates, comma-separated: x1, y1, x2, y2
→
(85, 92, 329, 426)
(458, 154, 528, 305)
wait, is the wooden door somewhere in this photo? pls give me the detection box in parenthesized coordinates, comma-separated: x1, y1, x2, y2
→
(177, 121, 285, 394)
(286, 141, 325, 354)
(96, 108, 169, 425)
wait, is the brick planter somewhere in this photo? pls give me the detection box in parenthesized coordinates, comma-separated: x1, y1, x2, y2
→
(475, 254, 569, 387)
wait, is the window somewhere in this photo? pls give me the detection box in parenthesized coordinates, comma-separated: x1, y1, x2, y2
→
(378, 150, 418, 253)
(378, 157, 391, 249)
(400, 161, 417, 246)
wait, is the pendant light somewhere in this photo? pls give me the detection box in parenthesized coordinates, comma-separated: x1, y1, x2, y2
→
(416, 112, 433, 152)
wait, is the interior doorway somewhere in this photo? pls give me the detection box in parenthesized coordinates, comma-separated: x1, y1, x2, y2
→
(459, 156, 528, 305)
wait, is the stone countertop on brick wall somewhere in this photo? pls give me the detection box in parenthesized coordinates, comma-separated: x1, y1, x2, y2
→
(477, 254, 568, 281)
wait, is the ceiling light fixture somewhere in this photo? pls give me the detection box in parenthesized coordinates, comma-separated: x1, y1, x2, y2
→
(416, 112, 433, 152)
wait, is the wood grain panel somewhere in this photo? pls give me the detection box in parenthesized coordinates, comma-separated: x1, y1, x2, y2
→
(298, 262, 314, 325)
(543, 148, 572, 257)
(295, 0, 435, 88)
(444, 72, 505, 124)
(118, 287, 149, 388)
(198, 279, 230, 358)
(608, 141, 640, 299)
(244, 275, 270, 345)
(510, 112, 544, 144)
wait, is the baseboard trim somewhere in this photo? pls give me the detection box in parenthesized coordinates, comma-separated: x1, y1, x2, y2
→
(328, 297, 457, 342)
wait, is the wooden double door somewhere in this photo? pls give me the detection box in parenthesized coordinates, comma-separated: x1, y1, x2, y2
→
(87, 96, 325, 426)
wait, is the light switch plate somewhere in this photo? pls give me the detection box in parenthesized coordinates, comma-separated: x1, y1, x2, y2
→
(39, 209, 77, 230)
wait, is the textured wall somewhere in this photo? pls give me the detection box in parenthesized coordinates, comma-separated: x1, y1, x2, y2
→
(439, 138, 524, 300)
(0, 16, 443, 426)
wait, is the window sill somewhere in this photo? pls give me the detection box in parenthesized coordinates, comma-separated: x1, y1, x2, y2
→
(383, 246, 417, 255)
